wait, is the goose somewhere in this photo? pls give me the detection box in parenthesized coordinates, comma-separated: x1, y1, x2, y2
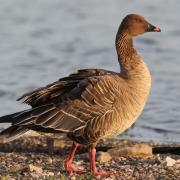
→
(0, 14, 160, 177)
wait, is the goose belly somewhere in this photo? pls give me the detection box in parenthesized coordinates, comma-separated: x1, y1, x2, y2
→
(104, 87, 151, 138)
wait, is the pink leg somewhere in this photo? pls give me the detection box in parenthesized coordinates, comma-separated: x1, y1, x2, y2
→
(64, 143, 85, 173)
(89, 148, 111, 177)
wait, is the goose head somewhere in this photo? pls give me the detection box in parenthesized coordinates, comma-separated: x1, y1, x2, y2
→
(118, 14, 161, 37)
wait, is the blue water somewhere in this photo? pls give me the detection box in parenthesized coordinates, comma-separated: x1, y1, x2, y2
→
(0, 0, 180, 143)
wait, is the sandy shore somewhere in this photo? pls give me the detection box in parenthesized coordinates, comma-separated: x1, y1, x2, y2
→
(0, 134, 179, 180)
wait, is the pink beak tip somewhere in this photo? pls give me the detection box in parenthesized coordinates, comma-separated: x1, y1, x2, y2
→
(154, 27, 161, 32)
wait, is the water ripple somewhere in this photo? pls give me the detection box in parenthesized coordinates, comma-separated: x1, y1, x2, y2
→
(0, 0, 180, 143)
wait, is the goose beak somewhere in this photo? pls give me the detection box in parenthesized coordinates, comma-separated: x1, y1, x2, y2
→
(147, 23, 161, 32)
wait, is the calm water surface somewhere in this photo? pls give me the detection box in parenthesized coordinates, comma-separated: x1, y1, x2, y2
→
(0, 0, 180, 143)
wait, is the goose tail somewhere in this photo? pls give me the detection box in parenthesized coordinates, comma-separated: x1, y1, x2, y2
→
(0, 111, 29, 143)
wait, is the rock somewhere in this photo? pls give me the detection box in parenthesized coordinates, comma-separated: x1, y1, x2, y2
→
(1, 137, 180, 179)
(176, 159, 180, 168)
(97, 152, 112, 164)
(165, 156, 176, 167)
(30, 172, 41, 178)
(28, 164, 43, 173)
(47, 157, 53, 164)
(9, 164, 23, 173)
(45, 171, 54, 176)
(108, 144, 153, 158)
(8, 164, 44, 178)
(28, 164, 52, 178)
(104, 177, 116, 180)
(70, 176, 77, 180)
(1, 176, 15, 180)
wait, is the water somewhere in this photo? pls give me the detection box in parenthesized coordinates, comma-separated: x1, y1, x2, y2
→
(0, 0, 179, 144)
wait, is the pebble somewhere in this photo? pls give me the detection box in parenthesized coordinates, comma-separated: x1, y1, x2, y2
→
(0, 137, 179, 179)
(108, 144, 153, 158)
(47, 157, 53, 164)
(165, 156, 176, 167)
(45, 171, 54, 176)
(70, 176, 76, 180)
(97, 151, 112, 164)
(28, 164, 42, 173)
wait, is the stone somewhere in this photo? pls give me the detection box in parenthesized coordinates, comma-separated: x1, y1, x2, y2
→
(30, 172, 41, 178)
(70, 176, 77, 180)
(175, 159, 180, 168)
(108, 144, 153, 158)
(97, 152, 112, 164)
(47, 157, 53, 164)
(28, 164, 43, 173)
(165, 156, 176, 167)
(45, 171, 54, 176)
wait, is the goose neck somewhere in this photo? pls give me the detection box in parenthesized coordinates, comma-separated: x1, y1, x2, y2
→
(116, 32, 141, 76)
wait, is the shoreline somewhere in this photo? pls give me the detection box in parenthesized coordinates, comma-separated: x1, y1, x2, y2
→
(0, 134, 179, 179)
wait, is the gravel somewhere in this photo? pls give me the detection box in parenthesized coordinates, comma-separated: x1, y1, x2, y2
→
(0, 136, 179, 179)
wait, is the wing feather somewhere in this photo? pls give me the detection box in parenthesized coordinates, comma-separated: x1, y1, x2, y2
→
(12, 69, 121, 134)
(17, 69, 115, 107)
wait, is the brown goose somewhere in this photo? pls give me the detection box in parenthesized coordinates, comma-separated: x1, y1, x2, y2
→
(0, 14, 160, 177)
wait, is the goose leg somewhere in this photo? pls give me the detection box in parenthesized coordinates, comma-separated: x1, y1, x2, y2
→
(64, 142, 85, 173)
(89, 147, 111, 177)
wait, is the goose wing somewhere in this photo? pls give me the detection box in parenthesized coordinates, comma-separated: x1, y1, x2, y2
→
(13, 69, 121, 133)
(18, 69, 114, 107)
